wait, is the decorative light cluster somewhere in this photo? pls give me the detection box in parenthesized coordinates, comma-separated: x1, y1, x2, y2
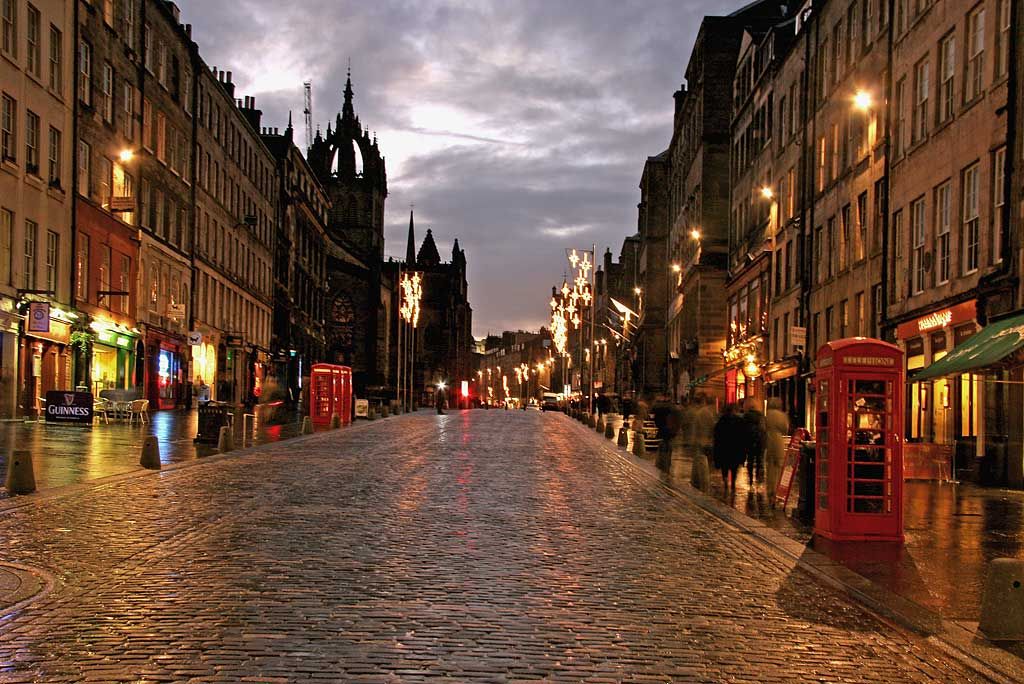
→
(400, 272, 422, 327)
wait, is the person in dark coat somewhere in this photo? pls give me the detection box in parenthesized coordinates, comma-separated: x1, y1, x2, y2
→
(651, 392, 680, 471)
(741, 398, 767, 486)
(435, 387, 446, 415)
(713, 403, 747, 490)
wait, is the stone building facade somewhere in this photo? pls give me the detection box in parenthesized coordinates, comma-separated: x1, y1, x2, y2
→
(1, 0, 74, 417)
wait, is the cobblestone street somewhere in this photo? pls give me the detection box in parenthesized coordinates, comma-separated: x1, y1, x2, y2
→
(0, 410, 1003, 682)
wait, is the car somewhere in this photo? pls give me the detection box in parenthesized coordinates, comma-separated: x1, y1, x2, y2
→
(541, 393, 562, 412)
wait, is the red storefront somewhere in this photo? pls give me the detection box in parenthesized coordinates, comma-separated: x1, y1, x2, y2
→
(145, 329, 186, 410)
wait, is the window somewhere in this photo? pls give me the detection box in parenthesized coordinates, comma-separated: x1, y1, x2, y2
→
(786, 167, 795, 220)
(143, 22, 152, 72)
(962, 164, 980, 273)
(825, 306, 834, 342)
(25, 110, 39, 173)
(785, 240, 793, 290)
(139, 178, 149, 228)
(102, 0, 114, 26)
(827, 216, 837, 278)
(966, 6, 985, 101)
(75, 233, 88, 301)
(117, 254, 129, 313)
(73, 142, 91, 202)
(45, 230, 57, 294)
(912, 59, 929, 143)
(839, 300, 849, 337)
(98, 156, 112, 207)
(99, 245, 110, 301)
(856, 192, 868, 261)
(830, 123, 839, 180)
(911, 197, 926, 294)
(142, 98, 153, 150)
(938, 34, 955, 124)
(182, 70, 191, 115)
(79, 40, 92, 106)
(121, 80, 133, 140)
(0, 208, 12, 285)
(993, 147, 1005, 264)
(894, 77, 906, 157)
(936, 181, 951, 284)
(861, 0, 872, 52)
(26, 4, 40, 76)
(2, 0, 16, 57)
(156, 112, 165, 161)
(23, 219, 36, 290)
(1, 93, 14, 162)
(100, 63, 113, 122)
(157, 41, 166, 87)
(839, 206, 850, 271)
(48, 25, 61, 94)
(855, 292, 864, 336)
(47, 126, 60, 186)
(996, 0, 1010, 79)
(122, 0, 136, 49)
(112, 162, 133, 224)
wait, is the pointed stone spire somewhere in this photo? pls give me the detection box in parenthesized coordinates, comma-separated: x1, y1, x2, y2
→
(342, 67, 355, 123)
(406, 210, 416, 265)
(417, 228, 441, 267)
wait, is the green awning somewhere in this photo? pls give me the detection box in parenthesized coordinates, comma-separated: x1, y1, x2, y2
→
(913, 312, 1024, 381)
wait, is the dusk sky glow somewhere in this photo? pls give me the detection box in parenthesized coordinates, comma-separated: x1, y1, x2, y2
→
(176, 0, 739, 336)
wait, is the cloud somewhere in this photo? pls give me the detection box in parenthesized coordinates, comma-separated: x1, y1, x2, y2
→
(175, 0, 732, 335)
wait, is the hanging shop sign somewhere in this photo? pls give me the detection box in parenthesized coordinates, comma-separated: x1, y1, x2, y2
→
(188, 331, 202, 346)
(167, 303, 186, 320)
(44, 390, 94, 425)
(27, 302, 50, 333)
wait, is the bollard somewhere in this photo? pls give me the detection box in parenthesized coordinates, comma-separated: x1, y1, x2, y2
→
(330, 413, 341, 429)
(217, 425, 235, 453)
(140, 436, 161, 470)
(588, 413, 597, 429)
(632, 430, 646, 457)
(979, 558, 1024, 640)
(382, 404, 390, 418)
(5, 450, 36, 494)
(368, 407, 377, 420)
(596, 415, 605, 433)
(617, 426, 629, 447)
(301, 416, 314, 434)
(605, 420, 615, 439)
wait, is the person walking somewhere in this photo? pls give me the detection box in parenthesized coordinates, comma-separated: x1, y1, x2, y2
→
(651, 392, 679, 471)
(435, 387, 447, 415)
(764, 398, 789, 504)
(690, 395, 714, 492)
(713, 403, 746, 491)
(742, 398, 767, 487)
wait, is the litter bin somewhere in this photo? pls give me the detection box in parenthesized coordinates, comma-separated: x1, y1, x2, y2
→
(195, 402, 230, 444)
(796, 441, 816, 525)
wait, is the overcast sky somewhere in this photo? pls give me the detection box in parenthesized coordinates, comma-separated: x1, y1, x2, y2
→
(176, 0, 740, 337)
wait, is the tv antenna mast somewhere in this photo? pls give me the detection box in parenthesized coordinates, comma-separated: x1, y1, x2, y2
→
(303, 81, 313, 151)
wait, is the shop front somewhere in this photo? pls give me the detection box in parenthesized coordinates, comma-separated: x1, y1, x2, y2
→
(19, 306, 75, 418)
(764, 357, 803, 428)
(89, 321, 140, 396)
(145, 330, 187, 410)
(723, 336, 765, 406)
(189, 327, 218, 404)
(896, 300, 980, 481)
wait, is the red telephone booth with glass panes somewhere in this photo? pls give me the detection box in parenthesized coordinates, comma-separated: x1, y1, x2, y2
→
(814, 339, 904, 542)
(310, 364, 353, 427)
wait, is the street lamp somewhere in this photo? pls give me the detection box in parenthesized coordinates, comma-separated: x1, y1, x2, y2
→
(760, 185, 774, 200)
(118, 148, 134, 163)
(852, 89, 873, 112)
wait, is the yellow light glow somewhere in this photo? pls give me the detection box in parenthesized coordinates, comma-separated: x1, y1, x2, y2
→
(671, 263, 681, 273)
(760, 186, 774, 200)
(853, 89, 873, 111)
(690, 229, 701, 240)
(118, 149, 134, 163)
(633, 287, 642, 295)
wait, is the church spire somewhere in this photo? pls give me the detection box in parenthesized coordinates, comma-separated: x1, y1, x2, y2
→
(342, 66, 355, 123)
(406, 209, 416, 265)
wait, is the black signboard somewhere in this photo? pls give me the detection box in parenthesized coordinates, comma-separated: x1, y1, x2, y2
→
(44, 391, 94, 425)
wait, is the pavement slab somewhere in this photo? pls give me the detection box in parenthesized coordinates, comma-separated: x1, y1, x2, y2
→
(0, 410, 1010, 681)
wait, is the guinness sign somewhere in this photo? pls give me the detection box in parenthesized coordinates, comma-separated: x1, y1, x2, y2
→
(44, 391, 94, 425)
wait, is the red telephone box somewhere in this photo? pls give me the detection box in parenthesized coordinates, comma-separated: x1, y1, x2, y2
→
(814, 338, 904, 542)
(310, 363, 353, 427)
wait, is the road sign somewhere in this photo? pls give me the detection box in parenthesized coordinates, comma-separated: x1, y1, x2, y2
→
(187, 331, 202, 346)
(791, 326, 807, 350)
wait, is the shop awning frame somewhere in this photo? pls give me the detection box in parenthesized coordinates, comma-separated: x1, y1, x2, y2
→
(912, 311, 1024, 381)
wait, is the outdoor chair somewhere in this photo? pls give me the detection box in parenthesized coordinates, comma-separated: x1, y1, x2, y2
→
(128, 399, 149, 425)
(93, 399, 110, 425)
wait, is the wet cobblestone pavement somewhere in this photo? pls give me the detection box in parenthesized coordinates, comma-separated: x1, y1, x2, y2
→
(0, 410, 1002, 681)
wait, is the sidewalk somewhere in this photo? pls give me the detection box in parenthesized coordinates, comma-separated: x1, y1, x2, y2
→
(645, 435, 1024, 660)
(0, 408, 308, 495)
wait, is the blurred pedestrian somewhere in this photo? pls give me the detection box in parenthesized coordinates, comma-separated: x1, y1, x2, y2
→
(713, 403, 746, 491)
(436, 387, 447, 415)
(651, 392, 679, 471)
(688, 396, 711, 492)
(765, 398, 789, 503)
(742, 398, 767, 487)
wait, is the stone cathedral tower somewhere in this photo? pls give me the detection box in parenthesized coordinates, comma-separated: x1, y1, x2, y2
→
(306, 72, 390, 390)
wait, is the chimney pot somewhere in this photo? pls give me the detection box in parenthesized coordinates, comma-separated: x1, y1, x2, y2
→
(227, 71, 233, 83)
